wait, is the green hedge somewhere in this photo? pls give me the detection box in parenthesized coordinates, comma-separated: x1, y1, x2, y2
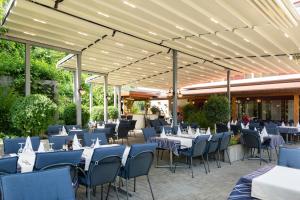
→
(92, 106, 104, 121)
(62, 103, 90, 126)
(108, 106, 118, 120)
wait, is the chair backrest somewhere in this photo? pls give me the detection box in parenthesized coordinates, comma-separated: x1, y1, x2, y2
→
(48, 135, 72, 150)
(47, 125, 63, 136)
(65, 125, 81, 133)
(0, 167, 75, 200)
(3, 137, 40, 154)
(278, 147, 300, 169)
(129, 120, 137, 130)
(192, 136, 207, 157)
(123, 143, 157, 179)
(34, 150, 83, 170)
(219, 132, 232, 151)
(241, 129, 260, 149)
(206, 133, 223, 154)
(88, 146, 125, 186)
(104, 123, 117, 131)
(190, 123, 199, 129)
(158, 118, 168, 126)
(216, 123, 228, 133)
(142, 127, 156, 142)
(117, 122, 131, 138)
(83, 132, 108, 147)
(0, 157, 18, 175)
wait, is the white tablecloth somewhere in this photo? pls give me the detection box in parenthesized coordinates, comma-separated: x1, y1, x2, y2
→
(252, 165, 300, 200)
(164, 136, 194, 148)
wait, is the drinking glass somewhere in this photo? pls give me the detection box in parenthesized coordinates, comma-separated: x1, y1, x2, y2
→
(91, 139, 96, 148)
(49, 143, 54, 152)
(18, 143, 24, 154)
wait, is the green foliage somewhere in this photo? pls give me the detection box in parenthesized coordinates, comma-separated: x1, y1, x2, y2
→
(150, 106, 160, 114)
(0, 88, 18, 133)
(108, 106, 118, 119)
(10, 94, 57, 136)
(182, 103, 197, 119)
(62, 103, 90, 126)
(92, 106, 104, 121)
(186, 111, 211, 129)
(203, 95, 230, 124)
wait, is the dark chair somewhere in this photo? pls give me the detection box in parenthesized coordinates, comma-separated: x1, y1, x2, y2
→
(116, 122, 131, 144)
(3, 136, 40, 154)
(104, 123, 117, 133)
(0, 157, 18, 175)
(126, 115, 133, 120)
(119, 143, 157, 200)
(34, 150, 83, 189)
(217, 132, 232, 167)
(241, 129, 271, 165)
(48, 135, 72, 150)
(205, 133, 223, 172)
(230, 124, 240, 135)
(216, 123, 228, 133)
(47, 125, 63, 136)
(79, 146, 125, 200)
(278, 147, 300, 169)
(158, 118, 169, 126)
(0, 167, 75, 200)
(190, 123, 199, 129)
(149, 119, 162, 133)
(176, 136, 208, 177)
(94, 128, 113, 142)
(83, 132, 108, 147)
(128, 120, 137, 137)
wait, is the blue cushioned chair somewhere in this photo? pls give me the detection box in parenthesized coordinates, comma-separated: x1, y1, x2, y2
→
(3, 137, 40, 154)
(278, 147, 300, 169)
(0, 167, 75, 200)
(47, 125, 63, 136)
(119, 143, 157, 200)
(205, 133, 224, 172)
(218, 132, 232, 167)
(176, 136, 208, 177)
(0, 157, 18, 175)
(83, 132, 108, 147)
(34, 150, 83, 189)
(79, 146, 125, 200)
(142, 127, 156, 142)
(94, 128, 113, 142)
(48, 135, 72, 150)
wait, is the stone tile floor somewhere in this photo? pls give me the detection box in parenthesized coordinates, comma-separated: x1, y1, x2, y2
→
(76, 132, 288, 200)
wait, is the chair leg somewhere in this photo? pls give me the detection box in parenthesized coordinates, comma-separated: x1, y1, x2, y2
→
(206, 154, 210, 173)
(125, 179, 129, 200)
(191, 157, 194, 178)
(134, 177, 136, 192)
(214, 153, 220, 168)
(160, 150, 164, 160)
(147, 175, 155, 200)
(87, 187, 91, 200)
(106, 183, 111, 200)
(226, 149, 231, 165)
(156, 150, 159, 166)
(260, 150, 262, 165)
(217, 150, 221, 168)
(114, 181, 120, 200)
(201, 155, 208, 174)
(92, 186, 97, 197)
(101, 185, 103, 200)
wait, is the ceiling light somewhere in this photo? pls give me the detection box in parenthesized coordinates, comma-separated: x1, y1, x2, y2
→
(264, 50, 268, 54)
(142, 74, 147, 77)
(186, 45, 193, 49)
(244, 38, 250, 43)
(97, 11, 109, 17)
(167, 66, 172, 69)
(78, 32, 88, 36)
(154, 71, 158, 73)
(136, 67, 142, 70)
(33, 18, 46, 24)
(235, 52, 239, 55)
(148, 31, 157, 36)
(115, 42, 124, 47)
(23, 31, 36, 36)
(165, 57, 170, 60)
(65, 41, 74, 45)
(210, 18, 219, 24)
(212, 42, 218, 46)
(289, 55, 293, 60)
(89, 57, 96, 61)
(210, 54, 215, 57)
(124, 71, 130, 74)
(150, 62, 155, 65)
(182, 61, 188, 64)
(82, 64, 86, 66)
(126, 56, 133, 60)
(101, 50, 109, 54)
(277, 59, 281, 63)
(113, 63, 120, 66)
(123, 1, 136, 8)
(251, 60, 255, 64)
(284, 33, 289, 38)
(175, 25, 184, 31)
(141, 50, 148, 53)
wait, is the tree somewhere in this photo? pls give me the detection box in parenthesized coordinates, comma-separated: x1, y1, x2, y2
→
(108, 106, 118, 120)
(62, 103, 90, 126)
(203, 95, 230, 125)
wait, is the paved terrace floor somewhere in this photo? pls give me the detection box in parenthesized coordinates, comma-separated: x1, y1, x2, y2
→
(76, 132, 287, 200)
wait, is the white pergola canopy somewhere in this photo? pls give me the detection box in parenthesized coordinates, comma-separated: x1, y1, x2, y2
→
(2, 0, 300, 89)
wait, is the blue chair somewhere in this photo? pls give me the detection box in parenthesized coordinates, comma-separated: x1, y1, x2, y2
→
(218, 132, 232, 167)
(79, 146, 125, 200)
(48, 135, 72, 150)
(47, 125, 63, 136)
(176, 136, 208, 177)
(83, 132, 108, 147)
(278, 147, 300, 169)
(3, 137, 40, 154)
(119, 143, 157, 200)
(65, 125, 81, 133)
(205, 133, 224, 172)
(142, 127, 156, 142)
(116, 122, 131, 144)
(0, 167, 75, 200)
(94, 128, 113, 142)
(0, 157, 18, 175)
(34, 150, 83, 188)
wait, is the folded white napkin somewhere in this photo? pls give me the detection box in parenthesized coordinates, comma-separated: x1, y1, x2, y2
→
(195, 128, 201, 136)
(72, 134, 81, 150)
(94, 138, 101, 148)
(188, 126, 193, 135)
(177, 127, 182, 136)
(297, 122, 300, 128)
(160, 127, 166, 138)
(254, 127, 257, 131)
(234, 120, 237, 125)
(37, 142, 45, 152)
(227, 121, 231, 129)
(60, 126, 67, 135)
(260, 127, 269, 142)
(246, 123, 249, 129)
(241, 123, 245, 129)
(23, 136, 33, 153)
(231, 120, 234, 125)
(206, 127, 211, 135)
(281, 122, 285, 127)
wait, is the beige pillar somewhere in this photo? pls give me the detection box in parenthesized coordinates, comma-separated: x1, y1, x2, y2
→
(294, 94, 299, 125)
(232, 96, 237, 121)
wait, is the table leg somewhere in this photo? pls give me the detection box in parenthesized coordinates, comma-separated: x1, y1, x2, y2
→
(286, 134, 289, 144)
(170, 150, 173, 172)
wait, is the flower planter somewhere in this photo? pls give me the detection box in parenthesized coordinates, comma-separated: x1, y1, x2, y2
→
(224, 144, 245, 163)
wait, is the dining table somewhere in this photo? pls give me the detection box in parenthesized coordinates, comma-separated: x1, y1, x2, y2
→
(277, 126, 300, 143)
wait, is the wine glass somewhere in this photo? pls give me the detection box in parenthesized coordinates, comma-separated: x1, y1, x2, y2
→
(18, 143, 24, 154)
(49, 143, 54, 152)
(91, 139, 96, 148)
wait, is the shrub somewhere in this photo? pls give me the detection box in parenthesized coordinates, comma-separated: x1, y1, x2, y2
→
(0, 88, 18, 133)
(182, 103, 197, 119)
(108, 106, 118, 120)
(150, 106, 160, 114)
(186, 111, 211, 129)
(203, 95, 230, 125)
(62, 103, 90, 126)
(10, 94, 57, 136)
(92, 106, 104, 121)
